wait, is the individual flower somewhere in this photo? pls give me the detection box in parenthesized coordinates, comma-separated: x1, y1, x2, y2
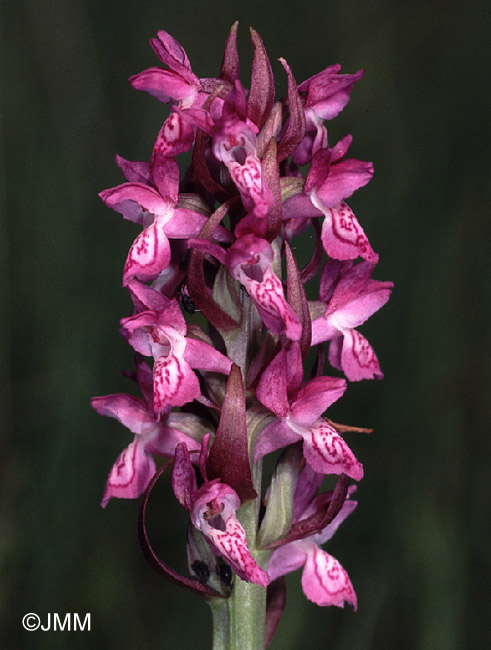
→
(311, 259, 393, 380)
(92, 357, 201, 507)
(268, 464, 358, 608)
(255, 345, 364, 480)
(130, 30, 222, 157)
(293, 65, 364, 166)
(120, 288, 231, 415)
(283, 136, 377, 263)
(99, 155, 231, 285)
(226, 234, 302, 341)
(172, 441, 269, 586)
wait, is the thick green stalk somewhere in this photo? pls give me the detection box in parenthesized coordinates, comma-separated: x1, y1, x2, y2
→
(210, 598, 231, 650)
(210, 462, 268, 650)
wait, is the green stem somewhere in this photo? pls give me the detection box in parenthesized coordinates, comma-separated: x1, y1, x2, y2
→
(210, 598, 231, 650)
(210, 463, 268, 650)
(229, 497, 266, 650)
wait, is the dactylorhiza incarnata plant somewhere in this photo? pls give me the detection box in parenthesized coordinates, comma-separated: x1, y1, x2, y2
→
(92, 22, 393, 650)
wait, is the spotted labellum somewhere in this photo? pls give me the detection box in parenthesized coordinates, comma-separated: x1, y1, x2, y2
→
(93, 21, 392, 649)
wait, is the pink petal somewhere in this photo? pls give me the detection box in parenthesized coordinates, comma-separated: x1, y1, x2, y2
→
(329, 288, 393, 330)
(156, 298, 187, 336)
(151, 30, 194, 80)
(228, 153, 272, 218)
(256, 349, 290, 419)
(153, 353, 201, 414)
(246, 269, 302, 341)
(327, 335, 343, 372)
(153, 112, 195, 158)
(302, 420, 364, 480)
(267, 542, 307, 582)
(311, 315, 340, 346)
(99, 182, 168, 221)
(319, 201, 378, 262)
(290, 376, 346, 427)
(254, 420, 300, 461)
(120, 312, 158, 356)
(150, 156, 179, 204)
(315, 159, 373, 208)
(292, 464, 324, 522)
(191, 480, 269, 585)
(91, 394, 156, 435)
(281, 193, 323, 221)
(302, 546, 357, 609)
(163, 208, 207, 238)
(202, 513, 270, 586)
(101, 439, 155, 508)
(126, 278, 169, 313)
(145, 426, 201, 458)
(337, 328, 384, 381)
(129, 67, 194, 103)
(115, 155, 151, 184)
(123, 219, 171, 285)
(183, 338, 232, 375)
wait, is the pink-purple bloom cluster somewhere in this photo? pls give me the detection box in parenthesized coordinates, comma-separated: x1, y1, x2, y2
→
(93, 23, 392, 637)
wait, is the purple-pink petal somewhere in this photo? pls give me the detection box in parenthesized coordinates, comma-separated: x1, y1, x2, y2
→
(301, 546, 357, 609)
(191, 481, 269, 586)
(245, 269, 302, 340)
(301, 420, 364, 480)
(91, 394, 156, 435)
(99, 182, 169, 221)
(290, 376, 347, 427)
(332, 328, 384, 381)
(256, 349, 290, 419)
(153, 112, 195, 158)
(123, 219, 171, 285)
(267, 542, 307, 582)
(254, 420, 300, 461)
(129, 68, 195, 103)
(183, 338, 232, 375)
(153, 354, 201, 414)
(101, 439, 155, 508)
(314, 159, 374, 208)
(319, 201, 378, 263)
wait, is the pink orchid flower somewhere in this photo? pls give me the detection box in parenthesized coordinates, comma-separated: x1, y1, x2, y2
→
(211, 82, 274, 226)
(129, 30, 211, 158)
(226, 234, 302, 341)
(100, 156, 231, 285)
(120, 295, 231, 415)
(312, 259, 393, 381)
(283, 136, 377, 263)
(268, 464, 357, 608)
(172, 441, 269, 587)
(293, 65, 364, 166)
(255, 346, 363, 480)
(92, 358, 201, 507)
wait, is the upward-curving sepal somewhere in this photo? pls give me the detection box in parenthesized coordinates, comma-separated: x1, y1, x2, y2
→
(277, 59, 306, 163)
(247, 28, 275, 129)
(219, 20, 240, 84)
(285, 241, 312, 358)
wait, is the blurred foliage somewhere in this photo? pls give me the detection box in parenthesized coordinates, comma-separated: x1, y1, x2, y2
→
(1, 0, 490, 648)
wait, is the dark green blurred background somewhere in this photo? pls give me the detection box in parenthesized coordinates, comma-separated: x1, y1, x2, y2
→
(2, 1, 490, 648)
